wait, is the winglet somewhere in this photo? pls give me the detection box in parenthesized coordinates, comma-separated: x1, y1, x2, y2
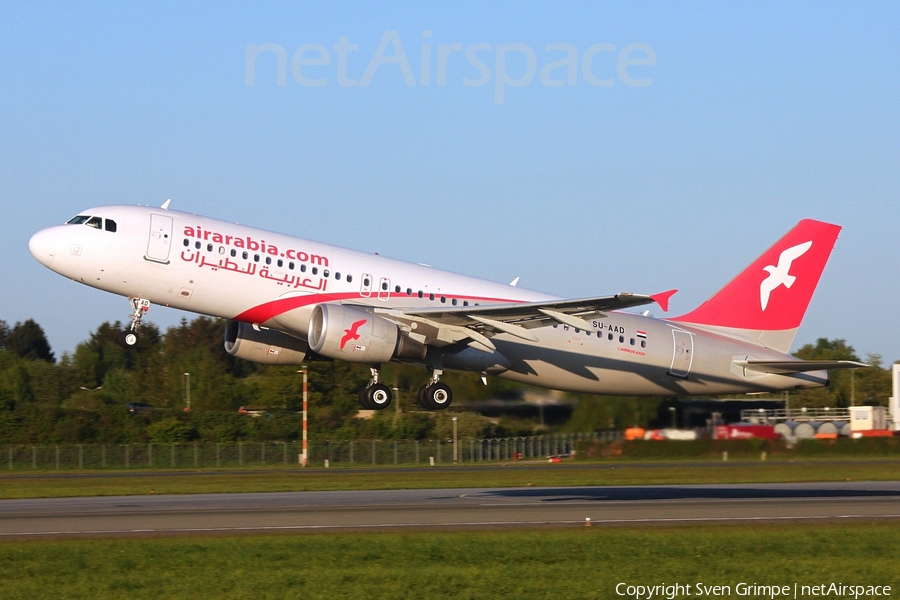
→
(650, 289, 677, 312)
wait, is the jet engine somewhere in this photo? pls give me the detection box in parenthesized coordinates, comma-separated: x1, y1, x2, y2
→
(307, 304, 426, 364)
(224, 320, 310, 365)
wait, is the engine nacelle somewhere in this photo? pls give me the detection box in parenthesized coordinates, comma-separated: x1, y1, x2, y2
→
(307, 304, 426, 364)
(224, 320, 310, 365)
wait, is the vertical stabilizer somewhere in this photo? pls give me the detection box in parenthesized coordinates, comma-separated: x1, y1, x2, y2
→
(671, 219, 841, 353)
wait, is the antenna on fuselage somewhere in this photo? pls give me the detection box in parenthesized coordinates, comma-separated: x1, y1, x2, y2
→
(509, 277, 520, 286)
(161, 199, 171, 210)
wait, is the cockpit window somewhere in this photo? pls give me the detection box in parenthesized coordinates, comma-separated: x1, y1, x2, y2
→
(66, 214, 117, 233)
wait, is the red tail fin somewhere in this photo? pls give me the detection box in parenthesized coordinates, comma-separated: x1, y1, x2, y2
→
(672, 219, 841, 349)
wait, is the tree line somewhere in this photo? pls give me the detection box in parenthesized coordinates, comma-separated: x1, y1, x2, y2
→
(0, 317, 893, 445)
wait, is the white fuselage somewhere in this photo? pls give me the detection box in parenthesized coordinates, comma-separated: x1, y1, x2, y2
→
(29, 205, 828, 396)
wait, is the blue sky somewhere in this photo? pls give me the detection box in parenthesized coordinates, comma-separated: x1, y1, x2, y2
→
(1, 2, 898, 364)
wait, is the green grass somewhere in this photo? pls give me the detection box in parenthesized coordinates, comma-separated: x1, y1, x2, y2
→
(1, 459, 899, 499)
(0, 524, 897, 599)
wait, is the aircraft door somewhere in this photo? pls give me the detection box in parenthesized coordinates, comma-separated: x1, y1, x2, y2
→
(378, 277, 391, 301)
(145, 214, 173, 264)
(360, 273, 373, 297)
(669, 329, 694, 378)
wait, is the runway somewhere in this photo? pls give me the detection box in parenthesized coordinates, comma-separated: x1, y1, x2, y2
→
(1, 481, 898, 539)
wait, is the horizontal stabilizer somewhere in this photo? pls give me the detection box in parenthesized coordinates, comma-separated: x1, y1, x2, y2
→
(736, 359, 868, 375)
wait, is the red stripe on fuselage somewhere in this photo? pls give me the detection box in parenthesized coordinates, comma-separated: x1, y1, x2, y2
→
(232, 293, 527, 325)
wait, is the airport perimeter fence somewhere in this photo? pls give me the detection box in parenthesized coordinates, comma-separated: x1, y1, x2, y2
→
(3, 431, 623, 472)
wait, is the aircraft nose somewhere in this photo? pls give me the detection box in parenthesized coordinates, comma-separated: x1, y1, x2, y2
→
(29, 228, 57, 268)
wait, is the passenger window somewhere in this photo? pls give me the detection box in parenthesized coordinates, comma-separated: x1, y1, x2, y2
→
(219, 246, 225, 255)
(324, 269, 329, 278)
(395, 285, 401, 293)
(429, 293, 435, 301)
(641, 340, 647, 348)
(630, 338, 635, 346)
(195, 241, 201, 249)
(335, 272, 340, 280)
(183, 239, 189, 247)
(104, 219, 117, 232)
(407, 288, 412, 296)
(242, 251, 248, 260)
(452, 298, 457, 306)
(364, 277, 370, 286)
(346, 274, 352, 283)
(608, 333, 613, 341)
(440, 296, 446, 303)
(418, 291, 423, 299)
(312, 267, 318, 275)
(254, 254, 260, 262)
(86, 216, 102, 229)
(463, 301, 469, 306)
(619, 335, 625, 343)
(301, 264, 307, 272)
(265, 256, 272, 265)
(207, 244, 213, 252)
(277, 259, 283, 267)
(382, 282, 388, 291)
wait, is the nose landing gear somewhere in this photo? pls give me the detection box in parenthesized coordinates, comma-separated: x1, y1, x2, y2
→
(118, 297, 151, 348)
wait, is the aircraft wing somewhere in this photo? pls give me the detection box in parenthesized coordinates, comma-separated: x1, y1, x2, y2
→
(736, 359, 869, 374)
(391, 293, 657, 329)
(366, 292, 668, 352)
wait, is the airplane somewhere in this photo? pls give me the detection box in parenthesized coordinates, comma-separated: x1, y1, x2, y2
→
(28, 203, 865, 410)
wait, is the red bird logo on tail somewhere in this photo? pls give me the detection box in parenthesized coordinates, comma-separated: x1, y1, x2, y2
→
(340, 319, 367, 350)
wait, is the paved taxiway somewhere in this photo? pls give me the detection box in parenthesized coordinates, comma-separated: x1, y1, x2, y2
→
(1, 481, 898, 538)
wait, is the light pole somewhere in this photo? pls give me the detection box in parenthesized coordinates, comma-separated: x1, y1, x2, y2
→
(183, 373, 191, 412)
(392, 386, 400, 423)
(299, 367, 308, 467)
(668, 406, 676, 428)
(452, 416, 458, 463)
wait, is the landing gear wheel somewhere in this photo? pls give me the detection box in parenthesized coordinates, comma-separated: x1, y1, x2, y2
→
(358, 386, 374, 409)
(118, 330, 139, 348)
(417, 382, 452, 411)
(359, 384, 392, 410)
(367, 383, 392, 410)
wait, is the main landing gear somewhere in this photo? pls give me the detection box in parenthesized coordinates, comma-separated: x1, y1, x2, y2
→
(356, 368, 453, 412)
(118, 297, 151, 348)
(417, 369, 453, 411)
(358, 367, 393, 410)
